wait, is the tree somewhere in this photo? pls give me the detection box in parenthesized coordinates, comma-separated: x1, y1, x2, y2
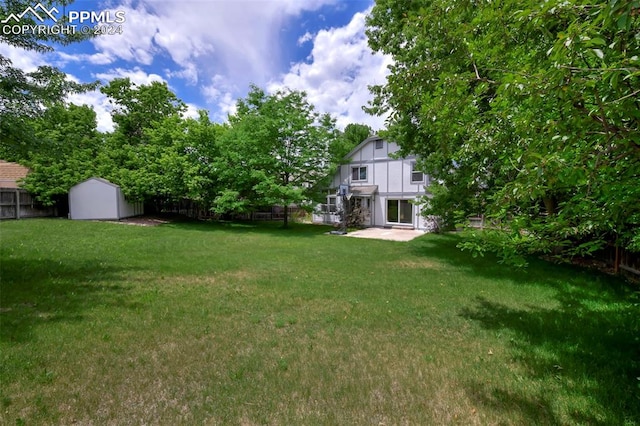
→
(0, 0, 96, 160)
(142, 111, 224, 210)
(215, 85, 339, 227)
(100, 78, 190, 204)
(20, 103, 104, 205)
(330, 123, 372, 163)
(366, 0, 640, 264)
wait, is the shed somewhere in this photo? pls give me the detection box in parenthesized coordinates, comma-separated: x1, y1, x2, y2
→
(69, 178, 143, 220)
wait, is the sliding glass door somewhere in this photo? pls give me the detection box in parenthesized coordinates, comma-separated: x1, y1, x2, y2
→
(387, 199, 412, 224)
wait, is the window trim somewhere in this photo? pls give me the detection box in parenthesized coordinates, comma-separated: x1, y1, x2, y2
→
(327, 196, 337, 213)
(351, 166, 367, 182)
(386, 199, 413, 225)
(410, 162, 424, 183)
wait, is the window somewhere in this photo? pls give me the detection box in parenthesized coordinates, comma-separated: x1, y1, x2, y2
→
(327, 196, 337, 212)
(411, 162, 424, 183)
(387, 199, 413, 224)
(351, 166, 367, 181)
(375, 139, 383, 149)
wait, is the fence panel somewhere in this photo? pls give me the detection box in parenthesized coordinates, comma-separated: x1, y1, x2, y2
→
(0, 190, 17, 219)
(0, 189, 55, 219)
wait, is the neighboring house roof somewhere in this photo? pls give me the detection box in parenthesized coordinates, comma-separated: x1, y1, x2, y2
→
(0, 160, 29, 189)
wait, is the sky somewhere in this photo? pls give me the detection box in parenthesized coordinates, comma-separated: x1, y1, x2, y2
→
(0, 0, 392, 132)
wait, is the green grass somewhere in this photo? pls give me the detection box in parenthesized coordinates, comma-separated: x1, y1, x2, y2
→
(1, 219, 639, 425)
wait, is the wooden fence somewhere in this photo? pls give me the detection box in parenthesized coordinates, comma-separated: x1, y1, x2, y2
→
(0, 189, 55, 220)
(157, 200, 303, 222)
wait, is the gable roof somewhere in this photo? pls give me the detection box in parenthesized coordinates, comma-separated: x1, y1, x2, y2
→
(343, 134, 382, 160)
(70, 177, 120, 190)
(0, 160, 30, 188)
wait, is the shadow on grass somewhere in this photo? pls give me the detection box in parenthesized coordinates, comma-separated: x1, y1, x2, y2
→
(0, 258, 135, 343)
(410, 234, 640, 423)
(462, 291, 639, 424)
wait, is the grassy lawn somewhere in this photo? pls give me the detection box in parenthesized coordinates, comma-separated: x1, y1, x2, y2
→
(1, 219, 638, 425)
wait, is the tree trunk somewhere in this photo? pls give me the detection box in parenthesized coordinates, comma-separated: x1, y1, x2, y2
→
(283, 204, 289, 228)
(543, 196, 556, 216)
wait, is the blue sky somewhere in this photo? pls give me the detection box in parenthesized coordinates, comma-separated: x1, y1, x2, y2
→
(1, 0, 391, 132)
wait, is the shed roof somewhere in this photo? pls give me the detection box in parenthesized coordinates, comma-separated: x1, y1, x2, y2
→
(0, 160, 30, 188)
(70, 177, 120, 190)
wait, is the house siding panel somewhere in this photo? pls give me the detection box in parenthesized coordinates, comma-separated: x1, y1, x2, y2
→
(387, 161, 403, 193)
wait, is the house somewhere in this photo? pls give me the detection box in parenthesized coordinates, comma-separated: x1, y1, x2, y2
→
(0, 160, 56, 219)
(0, 160, 29, 188)
(69, 177, 143, 220)
(313, 136, 435, 231)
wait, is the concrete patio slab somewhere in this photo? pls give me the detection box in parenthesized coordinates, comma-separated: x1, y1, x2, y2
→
(342, 228, 425, 242)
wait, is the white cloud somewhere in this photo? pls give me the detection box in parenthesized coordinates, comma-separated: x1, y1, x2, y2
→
(183, 103, 202, 121)
(94, 67, 165, 86)
(67, 89, 115, 133)
(165, 63, 198, 85)
(86, 0, 337, 88)
(217, 92, 238, 119)
(201, 74, 239, 121)
(57, 51, 114, 66)
(0, 43, 47, 72)
(298, 31, 313, 46)
(2, 1, 389, 133)
(90, 2, 161, 65)
(268, 9, 391, 131)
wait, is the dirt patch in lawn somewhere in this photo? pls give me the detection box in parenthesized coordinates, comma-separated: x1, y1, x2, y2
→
(106, 216, 171, 227)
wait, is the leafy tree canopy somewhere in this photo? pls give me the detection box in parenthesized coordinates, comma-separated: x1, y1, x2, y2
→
(0, 0, 97, 160)
(330, 123, 373, 164)
(366, 0, 640, 264)
(215, 85, 339, 227)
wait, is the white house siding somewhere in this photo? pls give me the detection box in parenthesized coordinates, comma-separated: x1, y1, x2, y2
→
(315, 137, 432, 230)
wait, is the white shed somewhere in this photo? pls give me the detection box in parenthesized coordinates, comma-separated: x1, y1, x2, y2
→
(69, 177, 143, 220)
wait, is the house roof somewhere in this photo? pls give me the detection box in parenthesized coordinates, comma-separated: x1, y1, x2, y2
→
(343, 134, 381, 160)
(0, 160, 30, 188)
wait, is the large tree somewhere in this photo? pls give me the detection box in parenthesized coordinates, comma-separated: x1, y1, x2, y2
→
(19, 103, 104, 204)
(99, 78, 190, 204)
(330, 123, 373, 163)
(0, 0, 96, 160)
(215, 85, 339, 227)
(366, 0, 639, 264)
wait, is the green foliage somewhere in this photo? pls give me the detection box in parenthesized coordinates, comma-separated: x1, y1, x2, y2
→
(19, 81, 223, 209)
(330, 123, 372, 163)
(98, 79, 221, 206)
(366, 0, 640, 263)
(20, 104, 103, 204)
(0, 1, 97, 160)
(100, 78, 185, 144)
(214, 85, 339, 226)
